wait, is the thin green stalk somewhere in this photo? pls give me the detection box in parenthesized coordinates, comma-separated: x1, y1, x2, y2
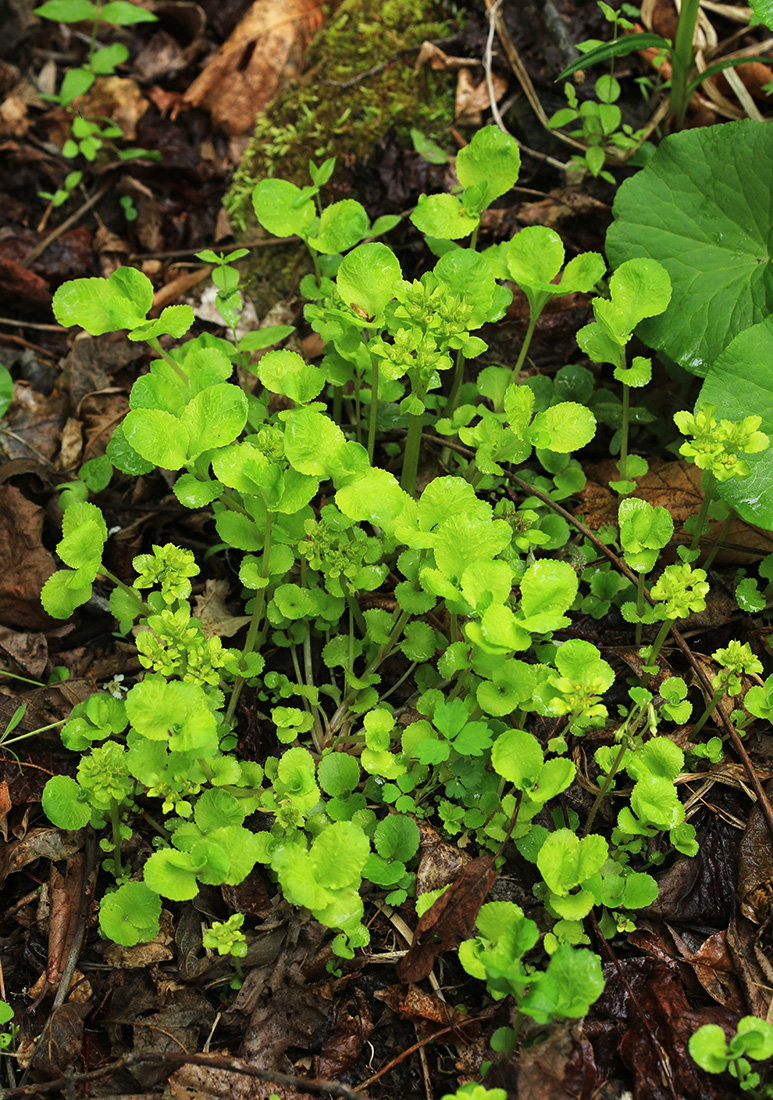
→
(702, 510, 734, 572)
(634, 571, 646, 647)
(670, 0, 700, 125)
(442, 347, 467, 420)
(0, 718, 66, 748)
(582, 738, 628, 838)
(367, 355, 379, 463)
(147, 338, 189, 385)
(332, 383, 343, 427)
(110, 797, 122, 879)
(0, 670, 45, 688)
(645, 616, 674, 667)
(619, 383, 630, 483)
(690, 470, 717, 554)
(225, 512, 273, 725)
(505, 311, 539, 399)
(689, 687, 724, 740)
(401, 410, 425, 496)
(338, 577, 368, 636)
(99, 568, 151, 616)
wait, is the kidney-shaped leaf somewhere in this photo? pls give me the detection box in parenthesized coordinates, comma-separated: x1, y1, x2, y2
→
(53, 266, 152, 335)
(606, 120, 773, 376)
(699, 317, 773, 529)
(336, 243, 402, 319)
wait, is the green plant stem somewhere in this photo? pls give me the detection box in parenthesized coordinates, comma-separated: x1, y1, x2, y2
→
(443, 347, 467, 420)
(690, 470, 717, 554)
(109, 797, 122, 879)
(702, 510, 734, 572)
(582, 738, 629, 837)
(338, 577, 368, 636)
(99, 568, 151, 616)
(0, 718, 66, 747)
(646, 616, 674, 667)
(401, 411, 425, 496)
(505, 311, 539, 398)
(690, 687, 724, 740)
(619, 383, 630, 482)
(670, 0, 700, 126)
(0, 670, 45, 687)
(634, 572, 646, 647)
(367, 356, 379, 464)
(147, 338, 189, 385)
(225, 513, 273, 725)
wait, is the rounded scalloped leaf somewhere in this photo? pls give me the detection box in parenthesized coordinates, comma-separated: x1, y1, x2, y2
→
(42, 774, 91, 830)
(374, 814, 420, 862)
(409, 193, 479, 241)
(144, 848, 200, 901)
(257, 349, 324, 404)
(99, 881, 161, 946)
(606, 120, 773, 376)
(307, 199, 369, 254)
(530, 402, 596, 453)
(688, 1025, 730, 1074)
(252, 178, 316, 237)
(53, 266, 152, 335)
(698, 318, 773, 529)
(537, 829, 607, 895)
(40, 570, 92, 619)
(318, 752, 360, 797)
(456, 127, 521, 208)
(336, 243, 402, 319)
(507, 226, 564, 290)
(310, 821, 370, 889)
(491, 727, 543, 787)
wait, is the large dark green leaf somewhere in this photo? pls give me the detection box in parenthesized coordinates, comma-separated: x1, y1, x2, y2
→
(699, 318, 773, 529)
(606, 121, 773, 376)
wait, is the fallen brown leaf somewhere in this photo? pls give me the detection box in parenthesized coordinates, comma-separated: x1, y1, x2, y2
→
(184, 0, 327, 136)
(579, 457, 773, 563)
(0, 485, 56, 630)
(397, 855, 497, 983)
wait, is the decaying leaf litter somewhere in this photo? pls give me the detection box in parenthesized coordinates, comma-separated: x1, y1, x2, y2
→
(4, 0, 773, 1097)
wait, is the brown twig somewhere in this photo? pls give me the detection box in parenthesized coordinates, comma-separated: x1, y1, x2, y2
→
(0, 1050, 371, 1100)
(420, 432, 773, 846)
(357, 1012, 495, 1090)
(22, 182, 112, 270)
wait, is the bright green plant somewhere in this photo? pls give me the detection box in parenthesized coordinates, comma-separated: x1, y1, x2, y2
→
(549, 71, 647, 182)
(577, 257, 671, 492)
(441, 1085, 506, 1100)
(203, 913, 248, 988)
(35, 0, 159, 208)
(458, 900, 605, 1053)
(0, 1001, 16, 1051)
(37, 130, 746, 1097)
(690, 1017, 773, 1095)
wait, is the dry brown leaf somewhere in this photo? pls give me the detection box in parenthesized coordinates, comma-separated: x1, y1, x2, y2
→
(397, 856, 496, 983)
(578, 456, 773, 562)
(82, 77, 150, 140)
(103, 909, 175, 969)
(193, 579, 251, 639)
(0, 486, 57, 630)
(414, 41, 480, 73)
(376, 983, 469, 1028)
(455, 68, 508, 126)
(184, 0, 327, 136)
(415, 818, 470, 897)
(46, 854, 85, 988)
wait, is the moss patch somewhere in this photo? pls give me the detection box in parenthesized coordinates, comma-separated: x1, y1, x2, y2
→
(225, 0, 459, 232)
